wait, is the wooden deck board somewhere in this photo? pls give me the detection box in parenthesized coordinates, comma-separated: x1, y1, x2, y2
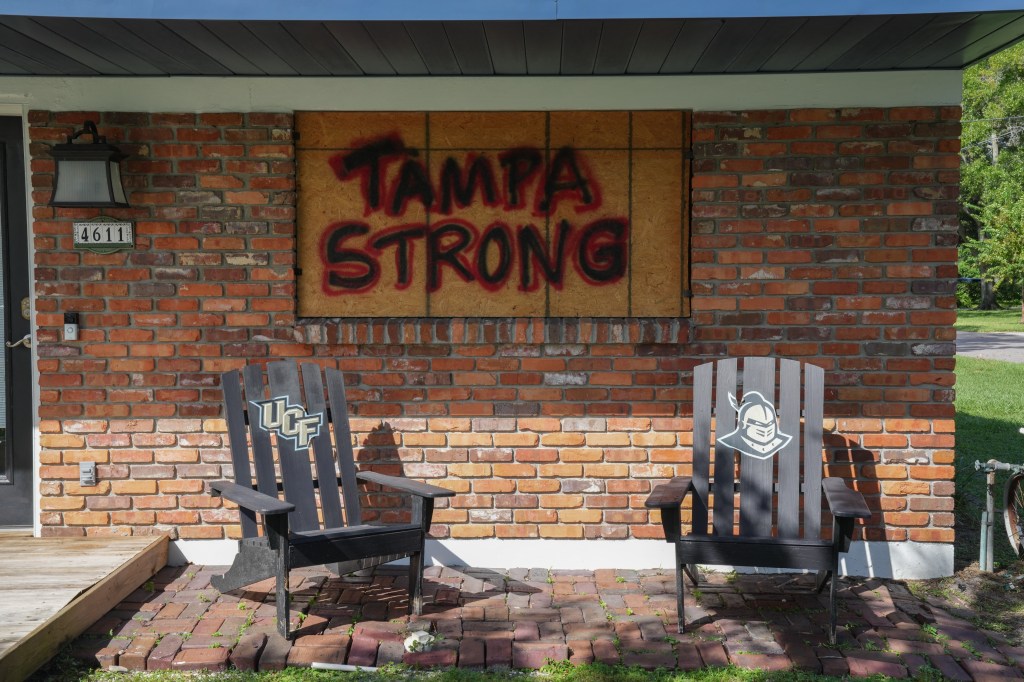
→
(0, 532, 168, 682)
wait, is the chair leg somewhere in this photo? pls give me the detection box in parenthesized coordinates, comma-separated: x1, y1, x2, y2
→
(829, 572, 838, 645)
(675, 545, 686, 634)
(210, 539, 277, 594)
(266, 515, 291, 640)
(828, 516, 848, 646)
(408, 550, 424, 616)
(828, 554, 840, 645)
(276, 562, 291, 640)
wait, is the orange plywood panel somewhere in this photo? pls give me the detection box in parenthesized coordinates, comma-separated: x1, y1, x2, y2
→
(550, 111, 629, 150)
(630, 150, 684, 317)
(632, 111, 685, 149)
(295, 110, 691, 318)
(297, 149, 428, 317)
(429, 112, 546, 150)
(548, 150, 630, 317)
(426, 152, 545, 317)
(295, 111, 427, 150)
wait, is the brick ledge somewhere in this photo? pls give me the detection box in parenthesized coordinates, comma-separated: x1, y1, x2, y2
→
(295, 318, 692, 345)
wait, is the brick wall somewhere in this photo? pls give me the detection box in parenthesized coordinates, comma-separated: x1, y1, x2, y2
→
(29, 107, 959, 547)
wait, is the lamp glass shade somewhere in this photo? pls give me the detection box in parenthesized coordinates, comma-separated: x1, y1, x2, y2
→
(50, 142, 129, 208)
(108, 161, 128, 205)
(52, 159, 106, 204)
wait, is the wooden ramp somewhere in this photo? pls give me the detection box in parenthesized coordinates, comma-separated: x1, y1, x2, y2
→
(0, 532, 168, 682)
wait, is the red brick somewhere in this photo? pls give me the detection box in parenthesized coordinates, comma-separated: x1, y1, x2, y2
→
(403, 648, 458, 668)
(171, 647, 230, 672)
(257, 634, 292, 671)
(347, 636, 379, 667)
(512, 642, 568, 669)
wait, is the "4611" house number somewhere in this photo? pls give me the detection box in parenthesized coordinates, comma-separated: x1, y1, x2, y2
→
(73, 219, 134, 254)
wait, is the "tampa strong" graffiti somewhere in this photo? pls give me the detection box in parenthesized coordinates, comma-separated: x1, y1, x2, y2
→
(319, 135, 629, 294)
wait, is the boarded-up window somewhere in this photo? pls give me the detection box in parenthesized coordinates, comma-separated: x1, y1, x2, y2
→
(296, 111, 690, 318)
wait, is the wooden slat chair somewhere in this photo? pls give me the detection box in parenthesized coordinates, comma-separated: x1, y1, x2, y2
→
(644, 357, 870, 644)
(209, 360, 454, 639)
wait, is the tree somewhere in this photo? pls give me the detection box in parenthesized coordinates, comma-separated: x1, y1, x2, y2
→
(962, 157, 1024, 316)
(960, 42, 1024, 316)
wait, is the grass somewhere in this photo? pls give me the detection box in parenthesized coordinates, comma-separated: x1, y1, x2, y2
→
(954, 355, 1024, 568)
(34, 660, 850, 682)
(956, 308, 1024, 332)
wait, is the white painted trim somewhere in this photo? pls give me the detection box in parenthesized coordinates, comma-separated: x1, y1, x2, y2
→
(169, 539, 238, 566)
(0, 72, 961, 114)
(172, 538, 954, 580)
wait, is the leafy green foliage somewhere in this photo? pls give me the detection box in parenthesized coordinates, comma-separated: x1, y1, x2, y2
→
(961, 43, 1024, 313)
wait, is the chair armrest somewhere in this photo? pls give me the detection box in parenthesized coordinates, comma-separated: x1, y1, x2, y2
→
(209, 480, 295, 515)
(644, 477, 693, 543)
(357, 471, 455, 498)
(822, 478, 871, 519)
(644, 476, 694, 509)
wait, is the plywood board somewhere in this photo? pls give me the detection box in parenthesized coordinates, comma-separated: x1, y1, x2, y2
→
(631, 150, 685, 316)
(549, 150, 630, 317)
(632, 110, 685, 149)
(296, 110, 691, 318)
(429, 111, 545, 150)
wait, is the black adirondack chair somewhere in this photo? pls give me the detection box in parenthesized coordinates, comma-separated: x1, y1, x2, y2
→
(644, 357, 871, 643)
(209, 360, 454, 639)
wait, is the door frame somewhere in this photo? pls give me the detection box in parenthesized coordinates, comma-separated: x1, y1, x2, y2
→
(0, 108, 36, 532)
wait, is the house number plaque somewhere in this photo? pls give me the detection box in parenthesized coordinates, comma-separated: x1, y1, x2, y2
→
(73, 218, 135, 254)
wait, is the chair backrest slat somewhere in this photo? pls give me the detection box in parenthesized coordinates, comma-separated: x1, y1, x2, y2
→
(776, 358, 802, 538)
(326, 367, 362, 526)
(712, 358, 738, 536)
(242, 364, 281, 508)
(222, 369, 258, 539)
(266, 360, 320, 533)
(301, 363, 345, 530)
(691, 362, 712, 536)
(738, 357, 775, 537)
(802, 362, 825, 538)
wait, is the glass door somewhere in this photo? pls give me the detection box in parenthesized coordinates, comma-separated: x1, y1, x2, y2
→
(0, 116, 32, 527)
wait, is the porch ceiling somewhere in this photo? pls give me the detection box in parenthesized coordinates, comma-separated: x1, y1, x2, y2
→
(0, 6, 1021, 77)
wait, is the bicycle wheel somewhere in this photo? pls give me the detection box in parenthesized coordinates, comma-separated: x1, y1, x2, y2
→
(1004, 473, 1024, 557)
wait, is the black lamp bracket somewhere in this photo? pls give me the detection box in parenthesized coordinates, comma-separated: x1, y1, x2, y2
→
(67, 120, 106, 145)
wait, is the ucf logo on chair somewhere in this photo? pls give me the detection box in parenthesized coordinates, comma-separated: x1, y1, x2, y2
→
(717, 391, 792, 460)
(250, 397, 325, 451)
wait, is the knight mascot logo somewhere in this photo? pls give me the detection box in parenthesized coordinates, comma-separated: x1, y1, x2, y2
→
(718, 391, 792, 460)
(250, 396, 324, 451)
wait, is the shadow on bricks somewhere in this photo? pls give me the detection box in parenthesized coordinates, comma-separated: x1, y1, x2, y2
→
(57, 564, 1024, 680)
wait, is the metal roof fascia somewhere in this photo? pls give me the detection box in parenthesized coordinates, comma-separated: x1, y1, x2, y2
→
(4, 0, 1024, 21)
(0, 0, 556, 21)
(556, 1, 1024, 19)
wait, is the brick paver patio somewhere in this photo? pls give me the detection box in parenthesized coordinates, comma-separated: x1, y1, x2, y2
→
(69, 564, 1024, 678)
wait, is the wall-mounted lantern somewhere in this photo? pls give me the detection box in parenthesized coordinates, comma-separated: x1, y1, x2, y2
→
(49, 120, 129, 208)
